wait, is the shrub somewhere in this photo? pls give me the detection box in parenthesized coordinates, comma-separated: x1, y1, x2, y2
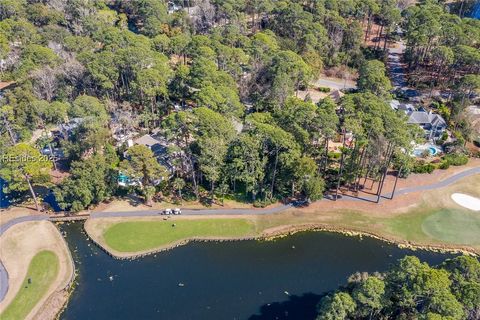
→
(412, 162, 435, 174)
(438, 161, 450, 170)
(317, 86, 331, 93)
(328, 152, 341, 159)
(443, 153, 468, 166)
(437, 131, 448, 145)
(253, 197, 276, 208)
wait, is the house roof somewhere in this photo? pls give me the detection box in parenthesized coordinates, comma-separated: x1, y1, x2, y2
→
(134, 134, 161, 147)
(407, 110, 447, 127)
(328, 90, 345, 102)
(59, 117, 83, 132)
(407, 111, 430, 124)
(430, 113, 447, 127)
(390, 99, 414, 112)
(0, 81, 14, 91)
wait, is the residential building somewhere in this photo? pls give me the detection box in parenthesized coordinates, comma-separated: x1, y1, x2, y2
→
(390, 100, 447, 141)
(406, 109, 447, 140)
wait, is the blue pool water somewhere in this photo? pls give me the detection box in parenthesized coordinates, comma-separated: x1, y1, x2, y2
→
(472, 1, 480, 19)
(413, 146, 438, 157)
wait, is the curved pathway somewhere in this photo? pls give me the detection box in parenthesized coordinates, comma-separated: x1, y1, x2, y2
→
(94, 167, 480, 218)
(0, 166, 479, 302)
(0, 215, 49, 303)
(91, 202, 292, 219)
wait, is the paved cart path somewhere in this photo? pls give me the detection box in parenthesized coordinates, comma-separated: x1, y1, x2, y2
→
(1, 166, 479, 302)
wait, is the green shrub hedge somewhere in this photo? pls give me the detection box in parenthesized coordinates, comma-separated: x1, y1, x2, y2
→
(442, 153, 468, 166)
(412, 162, 435, 174)
(317, 86, 331, 93)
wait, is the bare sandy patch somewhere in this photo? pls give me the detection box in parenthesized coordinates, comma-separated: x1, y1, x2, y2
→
(451, 193, 480, 211)
(0, 207, 39, 224)
(0, 220, 74, 320)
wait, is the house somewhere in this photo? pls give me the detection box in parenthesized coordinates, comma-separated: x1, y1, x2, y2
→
(328, 90, 345, 103)
(390, 100, 447, 141)
(390, 99, 415, 112)
(167, 1, 182, 14)
(58, 118, 84, 138)
(0, 81, 14, 98)
(118, 133, 176, 187)
(406, 110, 447, 140)
(133, 134, 175, 174)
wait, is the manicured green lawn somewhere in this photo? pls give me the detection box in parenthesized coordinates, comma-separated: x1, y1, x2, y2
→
(421, 209, 480, 245)
(385, 210, 432, 242)
(1, 251, 59, 320)
(386, 208, 480, 246)
(103, 219, 257, 252)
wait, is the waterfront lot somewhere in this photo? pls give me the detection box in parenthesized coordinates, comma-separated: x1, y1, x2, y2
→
(88, 173, 480, 257)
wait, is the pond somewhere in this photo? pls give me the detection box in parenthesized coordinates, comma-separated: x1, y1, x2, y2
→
(59, 222, 453, 320)
(0, 179, 10, 208)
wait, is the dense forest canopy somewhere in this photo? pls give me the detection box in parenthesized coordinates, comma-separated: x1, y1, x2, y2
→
(316, 255, 480, 320)
(0, 0, 478, 211)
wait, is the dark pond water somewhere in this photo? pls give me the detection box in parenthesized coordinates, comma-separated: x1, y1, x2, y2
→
(59, 222, 453, 320)
(0, 179, 10, 208)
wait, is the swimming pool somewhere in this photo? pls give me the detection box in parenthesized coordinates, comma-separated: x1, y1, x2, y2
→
(412, 145, 439, 157)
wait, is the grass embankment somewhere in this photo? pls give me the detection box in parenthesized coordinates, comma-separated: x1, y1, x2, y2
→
(387, 208, 480, 245)
(103, 219, 257, 252)
(0, 251, 59, 320)
(92, 174, 480, 256)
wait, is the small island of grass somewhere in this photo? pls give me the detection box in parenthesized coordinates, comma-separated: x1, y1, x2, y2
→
(1, 251, 59, 320)
(102, 219, 257, 253)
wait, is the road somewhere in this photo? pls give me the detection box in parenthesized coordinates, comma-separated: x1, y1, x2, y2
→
(90, 203, 292, 219)
(386, 38, 424, 100)
(387, 40, 408, 89)
(312, 77, 356, 91)
(1, 166, 479, 302)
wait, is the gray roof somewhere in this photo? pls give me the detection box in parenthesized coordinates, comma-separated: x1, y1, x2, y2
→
(59, 117, 83, 132)
(407, 111, 446, 127)
(134, 134, 161, 147)
(390, 99, 414, 112)
(407, 111, 430, 124)
(430, 113, 447, 127)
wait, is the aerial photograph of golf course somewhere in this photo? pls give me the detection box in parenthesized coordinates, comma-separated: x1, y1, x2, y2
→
(1, 0, 480, 319)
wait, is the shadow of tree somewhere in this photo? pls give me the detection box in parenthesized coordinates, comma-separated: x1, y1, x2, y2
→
(248, 292, 325, 320)
(126, 194, 143, 207)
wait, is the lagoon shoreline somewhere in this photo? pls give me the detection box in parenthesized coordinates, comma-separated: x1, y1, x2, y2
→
(84, 219, 478, 261)
(0, 161, 479, 319)
(0, 221, 75, 320)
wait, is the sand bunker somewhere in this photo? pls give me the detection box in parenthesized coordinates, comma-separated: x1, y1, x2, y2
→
(451, 193, 480, 211)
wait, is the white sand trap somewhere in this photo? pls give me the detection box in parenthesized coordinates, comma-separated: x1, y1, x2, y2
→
(451, 193, 480, 211)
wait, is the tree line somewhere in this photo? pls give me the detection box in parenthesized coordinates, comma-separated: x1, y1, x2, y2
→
(0, 0, 476, 211)
(316, 255, 480, 320)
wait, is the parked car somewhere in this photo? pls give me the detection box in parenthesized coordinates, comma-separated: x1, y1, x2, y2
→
(173, 208, 181, 215)
(164, 208, 172, 215)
